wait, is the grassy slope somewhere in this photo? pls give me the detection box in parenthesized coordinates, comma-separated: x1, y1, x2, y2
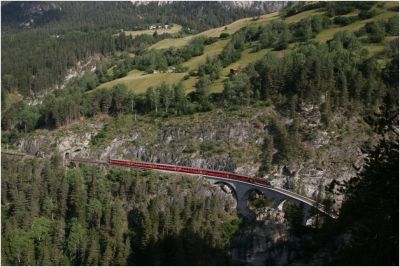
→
(183, 39, 230, 70)
(2, 92, 23, 112)
(315, 9, 398, 43)
(98, 12, 279, 93)
(122, 24, 183, 37)
(99, 70, 187, 94)
(150, 12, 280, 49)
(97, 2, 398, 95)
(209, 47, 273, 93)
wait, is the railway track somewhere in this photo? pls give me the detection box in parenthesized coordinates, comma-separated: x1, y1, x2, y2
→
(2, 151, 34, 157)
(68, 157, 108, 165)
(2, 151, 336, 218)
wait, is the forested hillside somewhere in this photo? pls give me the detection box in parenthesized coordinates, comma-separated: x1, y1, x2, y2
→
(1, 1, 285, 98)
(1, 155, 239, 265)
(3, 1, 398, 143)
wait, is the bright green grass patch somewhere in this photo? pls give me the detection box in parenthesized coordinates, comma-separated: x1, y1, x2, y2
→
(182, 76, 199, 93)
(366, 36, 398, 55)
(99, 69, 145, 89)
(120, 24, 183, 37)
(3, 92, 23, 111)
(366, 43, 386, 55)
(339, 11, 360, 18)
(197, 12, 280, 38)
(149, 35, 192, 50)
(210, 79, 225, 94)
(98, 70, 186, 93)
(284, 9, 325, 24)
(384, 1, 399, 10)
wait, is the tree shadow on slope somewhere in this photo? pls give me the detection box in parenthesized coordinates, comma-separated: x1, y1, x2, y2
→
(130, 229, 231, 266)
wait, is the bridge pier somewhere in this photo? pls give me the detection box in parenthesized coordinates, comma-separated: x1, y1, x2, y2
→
(235, 184, 256, 220)
(204, 176, 324, 225)
(205, 177, 255, 219)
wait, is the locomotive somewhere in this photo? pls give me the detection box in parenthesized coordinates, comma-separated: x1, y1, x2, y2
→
(109, 159, 270, 187)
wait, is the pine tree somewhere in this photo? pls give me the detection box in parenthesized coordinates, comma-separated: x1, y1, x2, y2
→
(258, 135, 274, 176)
(174, 82, 187, 115)
(146, 87, 160, 113)
(158, 82, 171, 113)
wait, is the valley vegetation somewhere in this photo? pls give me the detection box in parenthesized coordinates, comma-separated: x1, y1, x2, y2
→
(1, 155, 239, 265)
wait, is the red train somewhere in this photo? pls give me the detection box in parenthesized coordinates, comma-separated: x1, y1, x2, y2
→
(109, 159, 270, 187)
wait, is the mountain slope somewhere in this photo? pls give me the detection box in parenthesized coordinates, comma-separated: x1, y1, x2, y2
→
(95, 1, 398, 94)
(1, 1, 287, 99)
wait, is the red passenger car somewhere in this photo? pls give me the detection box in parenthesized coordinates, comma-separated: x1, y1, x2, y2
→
(109, 159, 270, 187)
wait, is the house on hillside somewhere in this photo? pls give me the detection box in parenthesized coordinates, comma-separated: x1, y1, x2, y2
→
(230, 67, 240, 75)
(168, 66, 176, 73)
(149, 23, 171, 30)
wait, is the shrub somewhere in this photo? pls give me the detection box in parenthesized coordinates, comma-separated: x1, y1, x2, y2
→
(219, 32, 230, 39)
(358, 8, 381, 20)
(334, 16, 358, 26)
(385, 15, 399, 36)
(365, 21, 386, 43)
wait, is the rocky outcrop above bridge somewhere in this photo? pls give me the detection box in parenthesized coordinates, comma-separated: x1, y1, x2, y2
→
(14, 106, 373, 214)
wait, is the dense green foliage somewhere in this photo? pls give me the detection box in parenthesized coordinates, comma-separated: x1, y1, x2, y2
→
(291, 15, 331, 41)
(1, 156, 238, 265)
(331, 138, 398, 265)
(224, 32, 397, 113)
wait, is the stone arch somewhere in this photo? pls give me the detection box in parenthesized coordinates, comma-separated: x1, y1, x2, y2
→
(244, 187, 281, 212)
(212, 181, 238, 212)
(213, 181, 237, 199)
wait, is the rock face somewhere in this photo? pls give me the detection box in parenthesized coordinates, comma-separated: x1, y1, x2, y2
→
(134, 1, 289, 13)
(256, 207, 286, 224)
(231, 221, 289, 265)
(222, 1, 289, 13)
(2, 2, 62, 29)
(95, 117, 261, 173)
(16, 108, 371, 213)
(17, 120, 102, 159)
